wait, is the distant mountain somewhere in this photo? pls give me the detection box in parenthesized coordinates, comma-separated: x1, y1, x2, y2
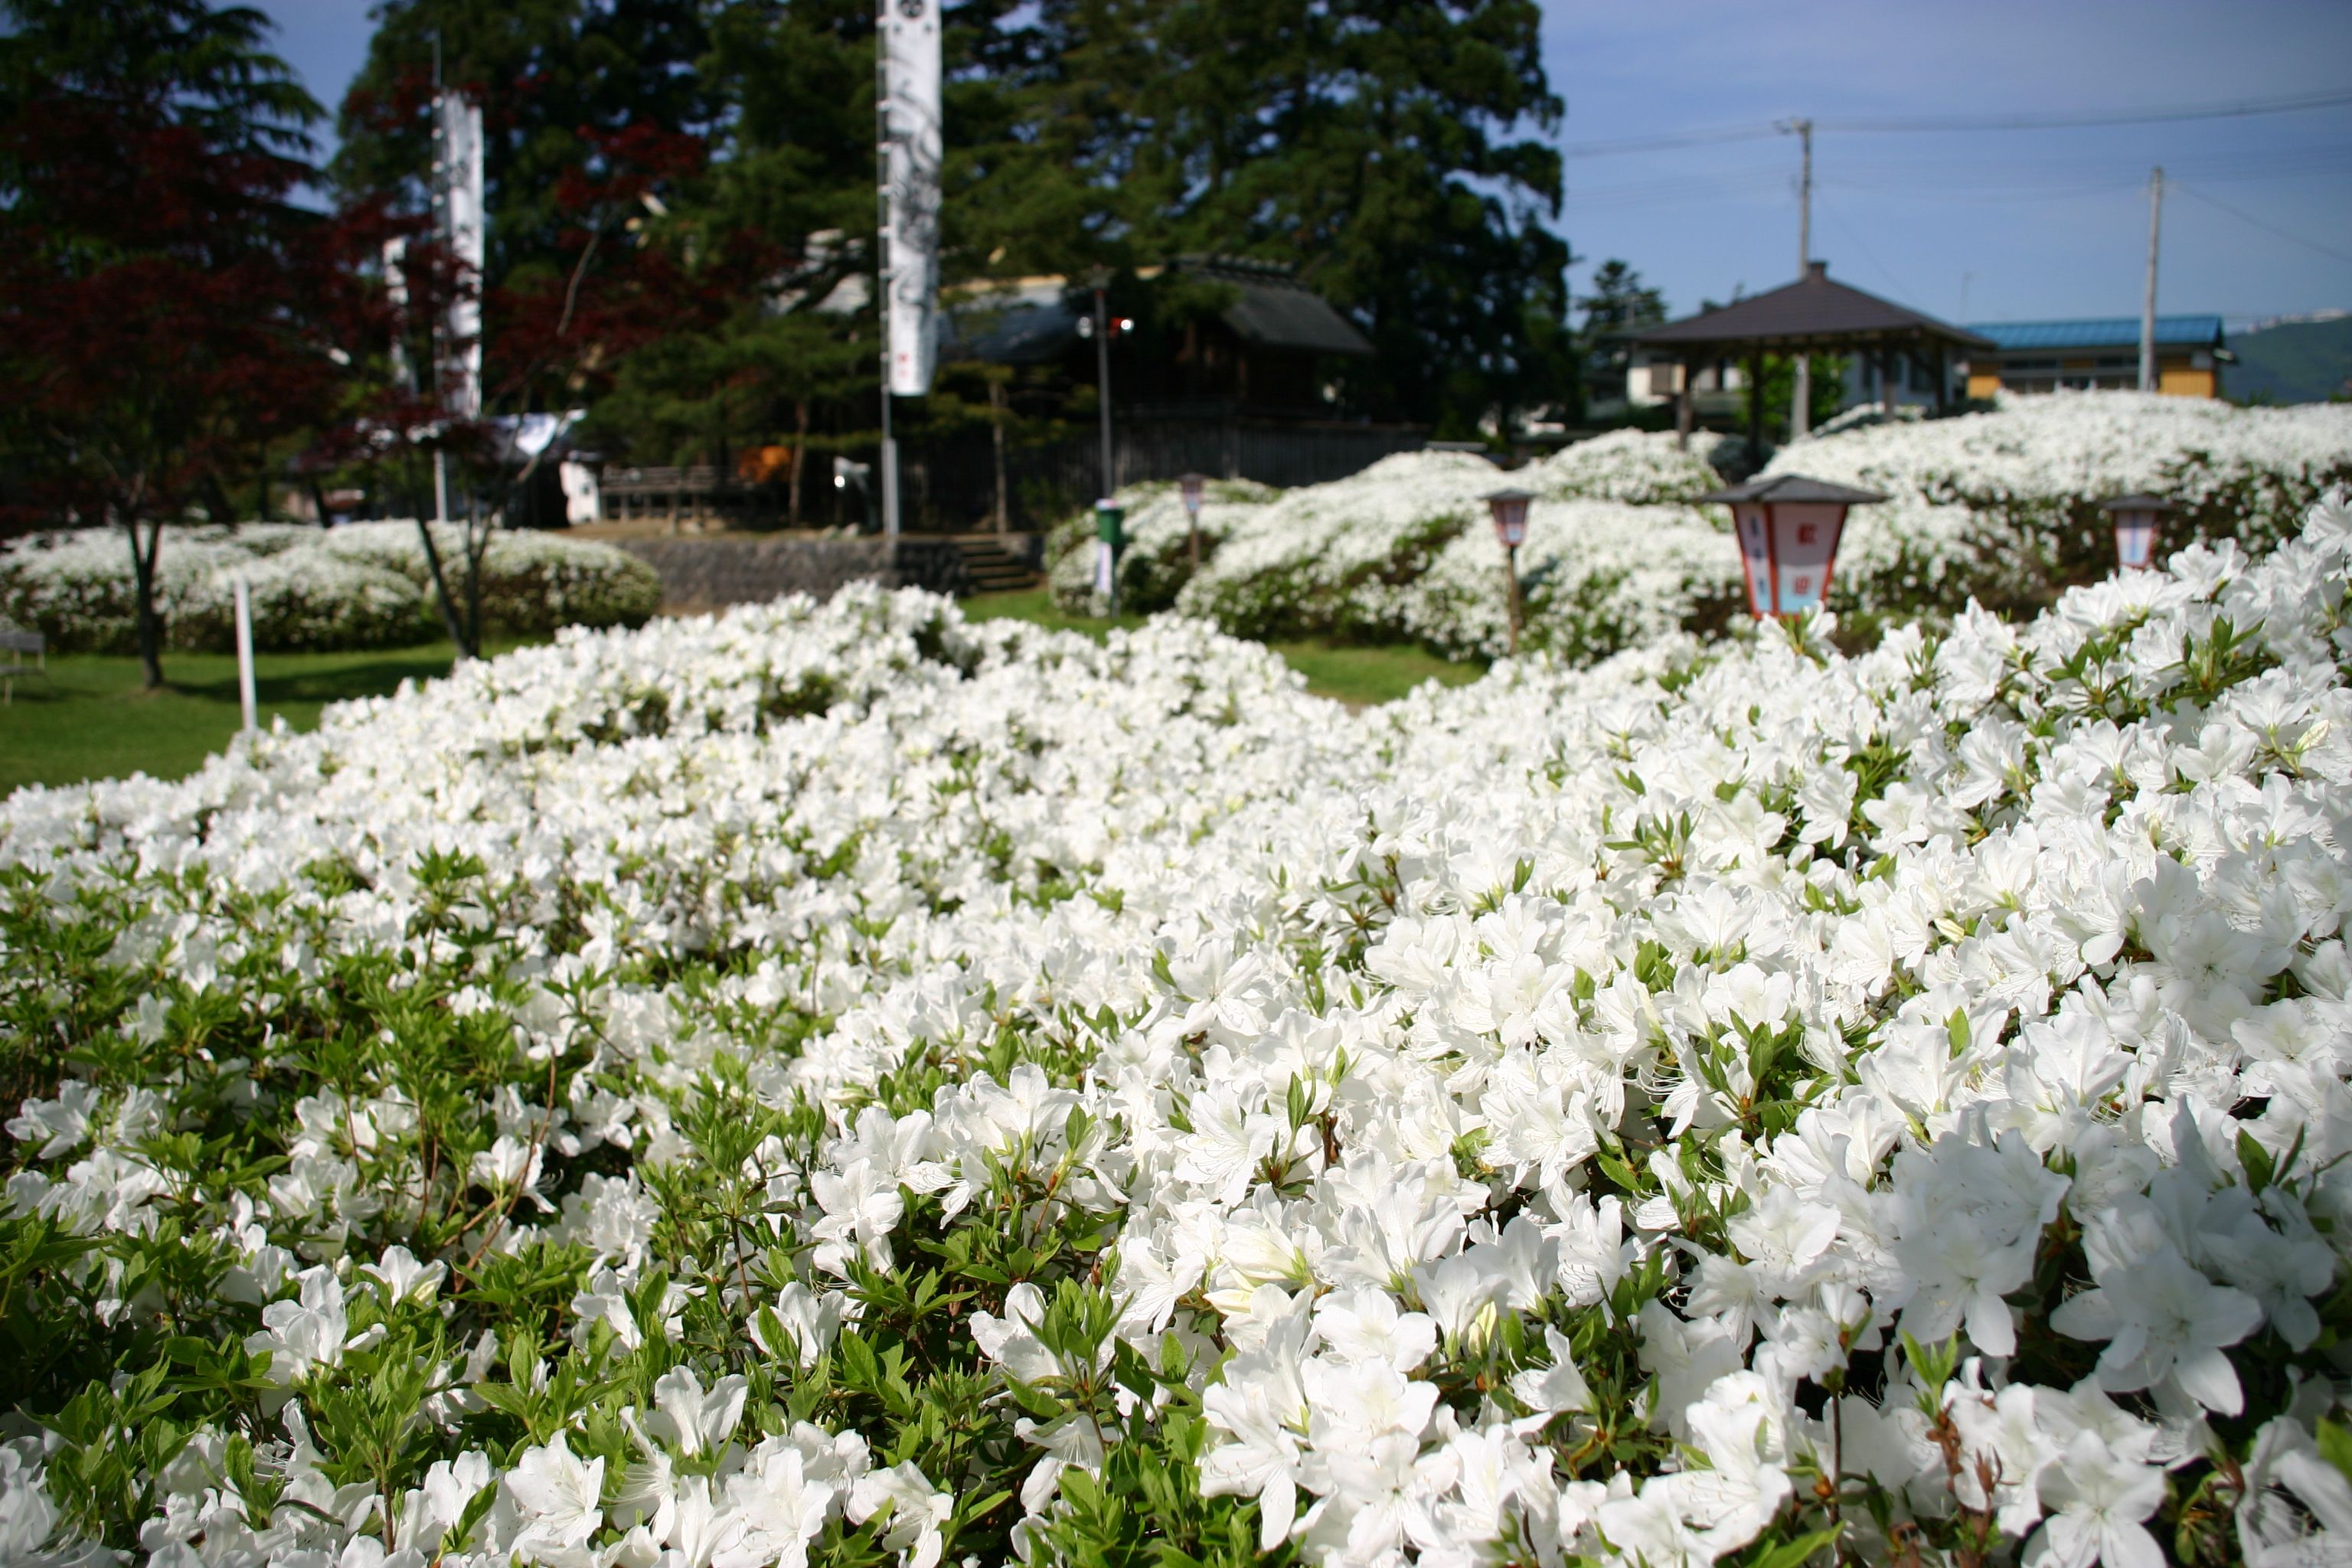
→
(2229, 315, 2352, 405)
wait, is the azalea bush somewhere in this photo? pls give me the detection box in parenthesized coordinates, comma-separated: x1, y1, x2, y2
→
(5, 498, 2352, 1567)
(1774, 391, 2352, 617)
(1053, 400, 2352, 664)
(0, 523, 661, 654)
(1044, 478, 1277, 618)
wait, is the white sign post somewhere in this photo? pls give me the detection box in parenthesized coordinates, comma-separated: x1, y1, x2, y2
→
(234, 575, 258, 735)
(432, 90, 485, 541)
(877, 0, 941, 538)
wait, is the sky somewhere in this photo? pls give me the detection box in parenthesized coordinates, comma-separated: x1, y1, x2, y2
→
(258, 0, 2352, 331)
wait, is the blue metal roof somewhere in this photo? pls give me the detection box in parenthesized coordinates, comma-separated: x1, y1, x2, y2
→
(1968, 315, 2225, 351)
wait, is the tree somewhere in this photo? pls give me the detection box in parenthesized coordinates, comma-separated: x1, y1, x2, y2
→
(333, 0, 717, 305)
(1572, 259, 1666, 415)
(933, 0, 1570, 436)
(575, 0, 884, 514)
(0, 0, 332, 688)
(1579, 260, 1667, 338)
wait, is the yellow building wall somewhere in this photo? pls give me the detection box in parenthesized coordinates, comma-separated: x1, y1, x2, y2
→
(2158, 366, 2216, 398)
(1967, 372, 2003, 400)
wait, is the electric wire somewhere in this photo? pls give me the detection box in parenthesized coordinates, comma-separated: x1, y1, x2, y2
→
(1560, 87, 2352, 159)
(2172, 182, 2352, 267)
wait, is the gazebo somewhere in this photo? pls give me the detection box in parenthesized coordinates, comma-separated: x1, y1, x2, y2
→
(1632, 261, 1995, 460)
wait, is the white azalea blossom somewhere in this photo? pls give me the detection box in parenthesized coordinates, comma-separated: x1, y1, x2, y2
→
(6, 469, 2352, 1567)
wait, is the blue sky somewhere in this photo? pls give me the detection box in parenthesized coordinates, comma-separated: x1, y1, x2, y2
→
(259, 0, 2352, 329)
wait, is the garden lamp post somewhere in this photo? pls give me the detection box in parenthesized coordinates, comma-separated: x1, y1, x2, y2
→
(2099, 493, 2174, 571)
(1095, 498, 1127, 616)
(833, 456, 874, 531)
(1178, 472, 1208, 568)
(1485, 488, 1534, 655)
(1696, 473, 1886, 621)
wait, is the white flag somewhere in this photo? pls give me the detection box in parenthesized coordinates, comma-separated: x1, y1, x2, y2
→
(436, 90, 487, 420)
(381, 237, 413, 392)
(880, 0, 942, 395)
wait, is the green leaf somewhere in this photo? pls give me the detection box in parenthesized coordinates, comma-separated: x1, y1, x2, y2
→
(1744, 1526, 1841, 1568)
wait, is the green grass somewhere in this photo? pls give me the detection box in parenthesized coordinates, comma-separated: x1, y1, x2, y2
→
(3, 597, 1483, 794)
(0, 642, 517, 794)
(961, 588, 1484, 707)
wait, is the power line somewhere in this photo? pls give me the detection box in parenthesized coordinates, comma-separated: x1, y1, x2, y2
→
(1558, 126, 1780, 158)
(1560, 86, 2352, 159)
(1821, 87, 2352, 134)
(1818, 197, 1922, 309)
(2173, 181, 2352, 267)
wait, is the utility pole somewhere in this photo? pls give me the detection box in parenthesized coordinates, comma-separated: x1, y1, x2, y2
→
(2139, 166, 2164, 394)
(1783, 118, 1814, 440)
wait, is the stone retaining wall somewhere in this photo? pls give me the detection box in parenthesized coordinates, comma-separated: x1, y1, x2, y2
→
(612, 537, 972, 612)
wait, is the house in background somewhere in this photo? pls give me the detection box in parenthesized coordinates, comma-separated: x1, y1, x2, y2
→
(1962, 316, 2230, 398)
(947, 255, 1377, 420)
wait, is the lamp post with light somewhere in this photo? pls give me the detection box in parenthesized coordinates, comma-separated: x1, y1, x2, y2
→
(1485, 488, 1534, 655)
(1074, 273, 1134, 505)
(832, 456, 874, 531)
(1695, 473, 1886, 620)
(2099, 493, 2174, 572)
(1178, 472, 1207, 568)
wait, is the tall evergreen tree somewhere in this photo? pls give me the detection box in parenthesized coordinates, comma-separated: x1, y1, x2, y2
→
(945, 0, 1572, 435)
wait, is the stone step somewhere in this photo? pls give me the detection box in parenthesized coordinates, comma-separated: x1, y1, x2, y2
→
(948, 534, 1043, 593)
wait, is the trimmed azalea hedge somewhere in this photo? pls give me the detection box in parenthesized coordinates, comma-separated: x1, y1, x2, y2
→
(1052, 396, 2352, 662)
(5, 495, 2352, 1567)
(0, 522, 662, 654)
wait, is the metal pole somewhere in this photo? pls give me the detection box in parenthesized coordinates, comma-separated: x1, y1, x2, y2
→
(1790, 117, 1813, 440)
(234, 575, 257, 734)
(1504, 544, 1522, 656)
(875, 1, 900, 537)
(2139, 166, 2163, 394)
(1095, 286, 1114, 501)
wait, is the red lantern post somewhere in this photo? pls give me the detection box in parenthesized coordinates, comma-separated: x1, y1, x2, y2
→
(2098, 493, 2174, 571)
(1485, 488, 1535, 655)
(1696, 474, 1886, 620)
(1178, 471, 1208, 568)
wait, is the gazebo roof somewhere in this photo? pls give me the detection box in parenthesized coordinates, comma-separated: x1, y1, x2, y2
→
(1633, 262, 1994, 355)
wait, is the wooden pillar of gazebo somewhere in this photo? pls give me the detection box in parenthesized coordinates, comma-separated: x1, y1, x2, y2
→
(1674, 358, 1694, 450)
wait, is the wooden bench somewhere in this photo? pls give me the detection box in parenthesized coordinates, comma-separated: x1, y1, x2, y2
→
(2, 629, 46, 705)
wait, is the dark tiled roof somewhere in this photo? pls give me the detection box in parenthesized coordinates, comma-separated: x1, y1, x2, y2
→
(1184, 258, 1375, 356)
(1635, 263, 1994, 354)
(946, 258, 1374, 364)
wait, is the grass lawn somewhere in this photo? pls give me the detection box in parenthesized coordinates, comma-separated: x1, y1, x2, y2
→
(0, 642, 511, 794)
(961, 588, 1485, 707)
(4, 598, 1483, 794)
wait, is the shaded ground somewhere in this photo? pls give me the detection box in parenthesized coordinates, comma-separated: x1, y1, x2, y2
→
(2, 598, 1479, 792)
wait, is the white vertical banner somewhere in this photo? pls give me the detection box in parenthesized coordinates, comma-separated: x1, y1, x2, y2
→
(381, 237, 413, 391)
(436, 90, 487, 419)
(880, 0, 942, 396)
